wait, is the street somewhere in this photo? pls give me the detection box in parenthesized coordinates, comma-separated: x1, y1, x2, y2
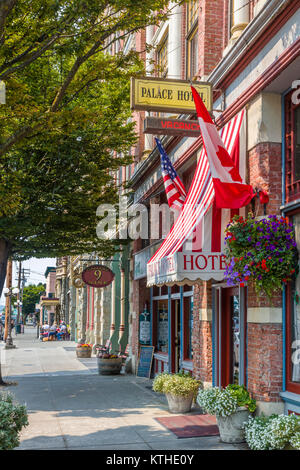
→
(1, 327, 239, 451)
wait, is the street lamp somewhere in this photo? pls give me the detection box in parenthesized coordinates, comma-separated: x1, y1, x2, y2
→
(3, 287, 19, 349)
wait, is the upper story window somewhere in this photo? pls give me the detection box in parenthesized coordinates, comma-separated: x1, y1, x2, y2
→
(285, 90, 300, 202)
(187, 0, 198, 30)
(157, 35, 168, 77)
(186, 0, 198, 80)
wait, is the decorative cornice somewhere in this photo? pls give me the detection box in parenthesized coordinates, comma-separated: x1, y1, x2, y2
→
(208, 0, 295, 89)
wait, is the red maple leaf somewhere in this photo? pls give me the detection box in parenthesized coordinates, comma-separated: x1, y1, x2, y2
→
(216, 146, 242, 182)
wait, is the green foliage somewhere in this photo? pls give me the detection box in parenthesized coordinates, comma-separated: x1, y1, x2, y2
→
(152, 371, 201, 398)
(0, 0, 183, 272)
(0, 393, 29, 450)
(224, 213, 299, 298)
(20, 283, 45, 318)
(226, 384, 256, 413)
(197, 385, 256, 417)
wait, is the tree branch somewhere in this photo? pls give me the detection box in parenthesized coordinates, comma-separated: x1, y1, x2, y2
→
(0, 0, 17, 45)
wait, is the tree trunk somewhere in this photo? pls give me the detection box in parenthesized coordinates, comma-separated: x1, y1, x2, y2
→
(0, 238, 10, 297)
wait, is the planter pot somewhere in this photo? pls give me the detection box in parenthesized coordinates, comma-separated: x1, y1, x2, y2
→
(216, 407, 250, 443)
(98, 357, 122, 375)
(76, 347, 92, 358)
(165, 392, 194, 414)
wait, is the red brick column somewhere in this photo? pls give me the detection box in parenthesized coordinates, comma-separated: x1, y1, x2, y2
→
(192, 281, 213, 384)
(247, 283, 283, 405)
(248, 142, 282, 216)
(247, 141, 284, 413)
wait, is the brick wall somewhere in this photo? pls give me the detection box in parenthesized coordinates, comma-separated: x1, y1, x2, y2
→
(131, 277, 150, 357)
(198, 0, 225, 79)
(247, 141, 283, 403)
(248, 142, 282, 216)
(192, 281, 213, 383)
(247, 323, 283, 402)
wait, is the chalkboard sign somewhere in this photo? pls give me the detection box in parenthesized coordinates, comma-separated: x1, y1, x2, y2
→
(136, 345, 154, 378)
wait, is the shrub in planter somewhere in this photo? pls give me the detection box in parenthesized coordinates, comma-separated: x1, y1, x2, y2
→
(244, 413, 300, 450)
(224, 213, 299, 298)
(197, 385, 256, 443)
(153, 371, 201, 414)
(0, 393, 28, 450)
(96, 349, 122, 375)
(76, 343, 92, 358)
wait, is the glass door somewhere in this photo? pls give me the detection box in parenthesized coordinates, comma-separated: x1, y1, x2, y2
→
(215, 286, 247, 387)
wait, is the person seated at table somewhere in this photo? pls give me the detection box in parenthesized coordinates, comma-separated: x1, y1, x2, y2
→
(48, 323, 57, 340)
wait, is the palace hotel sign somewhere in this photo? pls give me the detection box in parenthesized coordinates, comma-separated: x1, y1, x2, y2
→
(131, 77, 212, 114)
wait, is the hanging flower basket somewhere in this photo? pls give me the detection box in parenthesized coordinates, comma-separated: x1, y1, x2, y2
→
(224, 213, 299, 298)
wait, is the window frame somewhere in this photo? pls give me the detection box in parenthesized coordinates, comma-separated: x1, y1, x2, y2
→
(156, 33, 168, 78)
(186, 0, 199, 80)
(286, 209, 300, 394)
(285, 91, 300, 202)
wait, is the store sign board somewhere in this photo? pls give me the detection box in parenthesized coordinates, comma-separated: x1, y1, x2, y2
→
(144, 116, 200, 137)
(81, 265, 115, 288)
(131, 77, 212, 113)
(136, 345, 154, 378)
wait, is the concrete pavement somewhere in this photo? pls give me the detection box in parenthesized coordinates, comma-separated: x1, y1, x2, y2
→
(0, 327, 243, 450)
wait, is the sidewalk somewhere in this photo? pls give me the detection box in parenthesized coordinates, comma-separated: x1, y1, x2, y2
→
(0, 327, 244, 450)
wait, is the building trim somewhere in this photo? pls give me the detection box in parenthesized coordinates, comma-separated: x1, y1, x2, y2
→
(209, 0, 296, 90)
(131, 36, 299, 203)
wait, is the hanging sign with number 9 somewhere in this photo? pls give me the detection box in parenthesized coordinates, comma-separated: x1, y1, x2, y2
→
(81, 265, 115, 288)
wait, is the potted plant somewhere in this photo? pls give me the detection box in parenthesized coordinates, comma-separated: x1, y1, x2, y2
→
(76, 343, 92, 358)
(0, 393, 29, 450)
(96, 346, 122, 375)
(224, 213, 298, 298)
(244, 413, 300, 450)
(197, 384, 256, 443)
(152, 371, 201, 414)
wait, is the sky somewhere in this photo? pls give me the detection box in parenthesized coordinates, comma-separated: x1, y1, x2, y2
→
(0, 257, 55, 305)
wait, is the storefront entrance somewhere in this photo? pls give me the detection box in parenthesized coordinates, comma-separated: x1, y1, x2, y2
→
(151, 285, 193, 374)
(213, 286, 247, 387)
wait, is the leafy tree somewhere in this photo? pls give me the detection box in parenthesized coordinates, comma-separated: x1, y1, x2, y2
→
(0, 0, 184, 294)
(20, 283, 45, 319)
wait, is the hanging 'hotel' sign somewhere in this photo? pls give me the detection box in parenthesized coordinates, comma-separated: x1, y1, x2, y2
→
(131, 77, 212, 114)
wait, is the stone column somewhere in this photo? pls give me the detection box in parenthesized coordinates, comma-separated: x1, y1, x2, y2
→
(118, 269, 125, 350)
(109, 278, 116, 342)
(168, 2, 182, 80)
(69, 284, 76, 341)
(231, 0, 249, 40)
(77, 286, 87, 343)
(246, 92, 284, 415)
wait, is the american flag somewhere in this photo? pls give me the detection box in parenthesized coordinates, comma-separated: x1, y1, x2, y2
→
(155, 137, 186, 211)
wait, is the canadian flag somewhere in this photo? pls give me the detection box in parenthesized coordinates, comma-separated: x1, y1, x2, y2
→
(191, 86, 254, 209)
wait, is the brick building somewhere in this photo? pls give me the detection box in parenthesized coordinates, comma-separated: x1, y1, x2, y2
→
(128, 0, 300, 416)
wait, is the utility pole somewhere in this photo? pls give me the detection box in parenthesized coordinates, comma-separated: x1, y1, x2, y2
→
(4, 260, 12, 342)
(15, 265, 29, 328)
(16, 261, 21, 331)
